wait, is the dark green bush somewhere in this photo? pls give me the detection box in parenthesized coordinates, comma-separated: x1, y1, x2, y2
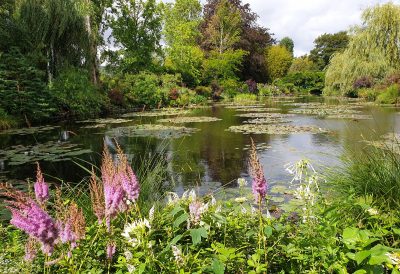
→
(194, 86, 212, 97)
(275, 71, 325, 94)
(51, 69, 108, 119)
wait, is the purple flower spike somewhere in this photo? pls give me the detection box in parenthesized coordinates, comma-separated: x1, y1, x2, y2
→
(249, 139, 268, 204)
(106, 242, 116, 260)
(34, 163, 49, 204)
(9, 200, 59, 255)
(120, 165, 140, 202)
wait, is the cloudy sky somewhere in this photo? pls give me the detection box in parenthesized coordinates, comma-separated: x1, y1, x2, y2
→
(237, 0, 399, 56)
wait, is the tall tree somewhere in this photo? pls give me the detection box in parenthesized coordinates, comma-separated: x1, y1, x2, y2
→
(279, 37, 294, 55)
(164, 0, 204, 86)
(202, 0, 274, 82)
(309, 31, 349, 70)
(106, 0, 163, 73)
(265, 45, 292, 81)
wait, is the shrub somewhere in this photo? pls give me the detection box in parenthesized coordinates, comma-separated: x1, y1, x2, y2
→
(220, 79, 241, 98)
(108, 88, 125, 106)
(275, 71, 325, 95)
(210, 80, 223, 100)
(51, 69, 108, 119)
(233, 93, 257, 104)
(257, 84, 282, 96)
(0, 107, 17, 130)
(376, 84, 400, 104)
(357, 88, 379, 101)
(353, 76, 374, 90)
(245, 79, 258, 94)
(194, 86, 212, 97)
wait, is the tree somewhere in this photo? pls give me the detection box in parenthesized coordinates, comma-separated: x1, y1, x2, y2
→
(309, 31, 349, 70)
(280, 37, 294, 55)
(289, 56, 317, 73)
(265, 45, 292, 81)
(202, 49, 247, 81)
(164, 0, 204, 86)
(324, 3, 400, 96)
(202, 0, 274, 82)
(106, 0, 163, 73)
(202, 0, 242, 54)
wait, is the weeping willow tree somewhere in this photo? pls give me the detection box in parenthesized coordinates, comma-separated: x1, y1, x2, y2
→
(1, 0, 103, 83)
(324, 3, 400, 96)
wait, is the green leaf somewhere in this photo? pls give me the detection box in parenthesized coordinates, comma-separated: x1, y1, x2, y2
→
(189, 227, 208, 245)
(355, 250, 371, 265)
(173, 212, 189, 228)
(211, 259, 225, 274)
(264, 226, 273, 237)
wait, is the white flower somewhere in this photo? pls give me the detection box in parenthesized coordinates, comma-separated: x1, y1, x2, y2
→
(127, 264, 136, 273)
(235, 197, 248, 203)
(241, 206, 247, 214)
(237, 178, 247, 188)
(171, 245, 184, 266)
(182, 189, 197, 201)
(124, 250, 133, 260)
(149, 205, 155, 222)
(210, 196, 217, 206)
(367, 208, 379, 215)
(166, 192, 179, 205)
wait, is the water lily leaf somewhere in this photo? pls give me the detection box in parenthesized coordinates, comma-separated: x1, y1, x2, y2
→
(227, 124, 329, 135)
(157, 116, 221, 124)
(106, 124, 199, 139)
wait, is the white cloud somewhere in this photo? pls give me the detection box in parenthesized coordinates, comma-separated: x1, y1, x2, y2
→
(239, 0, 399, 56)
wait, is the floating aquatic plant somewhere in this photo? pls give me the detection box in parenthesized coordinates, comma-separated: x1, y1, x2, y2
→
(121, 109, 191, 117)
(106, 124, 199, 139)
(244, 117, 292, 124)
(0, 125, 61, 136)
(157, 116, 221, 124)
(236, 112, 295, 119)
(227, 124, 328, 135)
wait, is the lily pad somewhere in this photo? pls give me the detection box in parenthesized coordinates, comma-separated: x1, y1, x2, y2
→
(244, 117, 292, 124)
(106, 124, 199, 139)
(0, 125, 61, 136)
(324, 114, 372, 120)
(121, 109, 191, 117)
(0, 141, 92, 166)
(270, 196, 285, 203)
(270, 185, 289, 194)
(224, 105, 265, 109)
(157, 116, 221, 124)
(236, 113, 295, 119)
(227, 124, 329, 135)
(289, 108, 361, 116)
(234, 108, 281, 112)
(77, 118, 133, 124)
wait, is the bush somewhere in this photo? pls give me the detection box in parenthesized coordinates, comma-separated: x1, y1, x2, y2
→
(210, 80, 223, 100)
(275, 71, 325, 95)
(194, 86, 212, 97)
(51, 69, 108, 119)
(257, 84, 282, 96)
(376, 84, 400, 104)
(233, 93, 257, 104)
(220, 79, 241, 98)
(245, 79, 258, 94)
(170, 88, 207, 107)
(0, 107, 16, 130)
(357, 88, 379, 101)
(353, 76, 374, 90)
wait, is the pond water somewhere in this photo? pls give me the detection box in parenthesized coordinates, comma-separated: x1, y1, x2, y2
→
(1, 96, 399, 201)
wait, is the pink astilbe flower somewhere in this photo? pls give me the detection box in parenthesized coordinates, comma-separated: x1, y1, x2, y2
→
(116, 145, 140, 202)
(24, 237, 38, 262)
(106, 241, 116, 260)
(249, 139, 268, 204)
(2, 186, 59, 255)
(34, 163, 49, 204)
(57, 202, 86, 249)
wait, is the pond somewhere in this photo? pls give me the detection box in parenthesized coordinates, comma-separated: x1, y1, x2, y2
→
(0, 96, 399, 201)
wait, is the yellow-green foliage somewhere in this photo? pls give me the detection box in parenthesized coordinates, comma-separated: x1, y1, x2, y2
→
(324, 3, 400, 96)
(289, 56, 317, 73)
(265, 45, 293, 81)
(233, 93, 257, 104)
(376, 85, 400, 104)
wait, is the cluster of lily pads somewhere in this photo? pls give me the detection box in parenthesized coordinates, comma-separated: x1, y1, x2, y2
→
(105, 124, 200, 139)
(0, 125, 60, 136)
(227, 124, 329, 135)
(157, 116, 221, 124)
(121, 109, 191, 118)
(366, 133, 400, 154)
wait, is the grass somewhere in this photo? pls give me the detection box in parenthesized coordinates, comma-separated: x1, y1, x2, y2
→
(328, 141, 400, 211)
(232, 93, 258, 104)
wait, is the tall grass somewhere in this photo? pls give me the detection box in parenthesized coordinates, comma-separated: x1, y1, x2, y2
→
(328, 142, 400, 211)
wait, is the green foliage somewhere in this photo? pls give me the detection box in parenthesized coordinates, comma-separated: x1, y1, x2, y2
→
(279, 37, 294, 55)
(324, 3, 400, 97)
(289, 56, 318, 73)
(329, 142, 400, 211)
(275, 71, 325, 94)
(202, 0, 242, 54)
(51, 69, 108, 119)
(309, 31, 349, 70)
(0, 107, 16, 130)
(233, 93, 257, 104)
(0, 49, 57, 123)
(257, 84, 282, 96)
(265, 45, 293, 81)
(376, 85, 400, 104)
(202, 49, 247, 82)
(220, 79, 242, 98)
(357, 88, 379, 101)
(194, 86, 212, 97)
(164, 0, 204, 86)
(106, 0, 163, 73)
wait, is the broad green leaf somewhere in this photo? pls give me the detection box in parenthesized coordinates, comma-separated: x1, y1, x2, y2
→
(190, 227, 208, 245)
(211, 259, 225, 274)
(173, 212, 189, 228)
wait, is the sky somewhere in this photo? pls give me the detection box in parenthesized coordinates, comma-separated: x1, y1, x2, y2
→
(195, 0, 399, 56)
